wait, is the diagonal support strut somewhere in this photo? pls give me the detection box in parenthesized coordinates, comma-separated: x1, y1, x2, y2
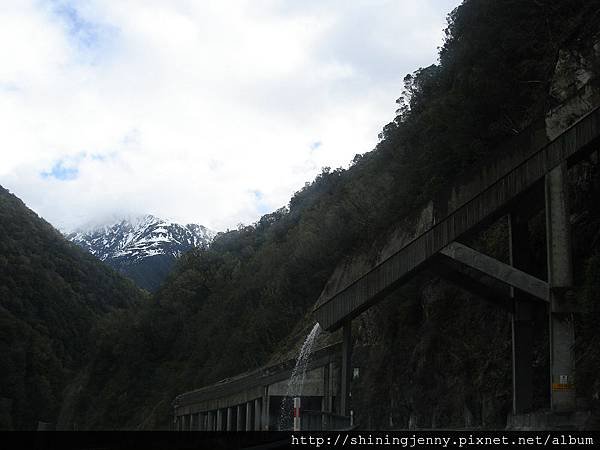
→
(439, 242, 549, 302)
(429, 254, 513, 312)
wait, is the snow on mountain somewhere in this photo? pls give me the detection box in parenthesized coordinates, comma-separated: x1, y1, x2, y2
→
(67, 215, 215, 262)
(66, 215, 215, 291)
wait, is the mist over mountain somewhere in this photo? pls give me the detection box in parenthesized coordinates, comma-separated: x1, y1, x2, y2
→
(66, 215, 215, 292)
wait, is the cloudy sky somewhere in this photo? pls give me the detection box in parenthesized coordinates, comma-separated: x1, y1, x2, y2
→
(1, 0, 459, 232)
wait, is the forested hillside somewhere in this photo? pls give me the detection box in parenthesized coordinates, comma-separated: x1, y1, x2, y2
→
(0, 186, 146, 430)
(52, 0, 600, 430)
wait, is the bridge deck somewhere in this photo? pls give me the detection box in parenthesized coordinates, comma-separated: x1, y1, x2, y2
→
(314, 99, 600, 331)
(173, 343, 340, 414)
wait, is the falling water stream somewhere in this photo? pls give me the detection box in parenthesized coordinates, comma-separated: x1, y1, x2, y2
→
(278, 322, 322, 430)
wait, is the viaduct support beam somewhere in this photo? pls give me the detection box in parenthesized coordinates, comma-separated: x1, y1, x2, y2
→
(208, 411, 217, 431)
(216, 408, 223, 431)
(545, 162, 576, 412)
(207, 410, 214, 431)
(509, 213, 535, 415)
(322, 362, 332, 429)
(328, 362, 335, 414)
(226, 407, 233, 431)
(245, 402, 252, 431)
(254, 398, 262, 430)
(440, 242, 549, 302)
(262, 387, 269, 431)
(236, 405, 243, 431)
(340, 321, 352, 417)
(429, 255, 513, 312)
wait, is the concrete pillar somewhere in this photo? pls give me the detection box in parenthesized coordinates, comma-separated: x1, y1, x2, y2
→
(245, 402, 253, 431)
(216, 408, 223, 431)
(261, 387, 270, 431)
(254, 398, 262, 430)
(340, 321, 352, 416)
(322, 363, 333, 429)
(207, 410, 215, 431)
(509, 213, 534, 414)
(226, 407, 233, 431)
(236, 405, 244, 431)
(293, 397, 301, 431)
(545, 162, 576, 412)
(323, 364, 329, 411)
(321, 365, 327, 430)
(408, 412, 417, 430)
(328, 362, 335, 412)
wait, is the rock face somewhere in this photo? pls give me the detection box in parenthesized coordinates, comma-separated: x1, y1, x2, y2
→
(67, 215, 215, 291)
(545, 42, 600, 140)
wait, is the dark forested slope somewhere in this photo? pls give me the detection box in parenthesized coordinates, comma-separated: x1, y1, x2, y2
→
(0, 186, 145, 430)
(56, 0, 600, 429)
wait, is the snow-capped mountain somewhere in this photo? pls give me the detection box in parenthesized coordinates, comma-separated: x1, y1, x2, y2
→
(66, 215, 215, 291)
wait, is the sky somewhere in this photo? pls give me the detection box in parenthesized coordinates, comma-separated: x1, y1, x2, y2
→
(0, 0, 460, 232)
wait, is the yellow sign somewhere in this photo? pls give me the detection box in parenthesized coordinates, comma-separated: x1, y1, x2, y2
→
(552, 383, 573, 391)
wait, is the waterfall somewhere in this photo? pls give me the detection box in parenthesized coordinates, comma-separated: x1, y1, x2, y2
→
(278, 323, 322, 430)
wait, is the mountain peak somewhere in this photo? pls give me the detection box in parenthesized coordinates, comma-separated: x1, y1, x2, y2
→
(66, 215, 215, 290)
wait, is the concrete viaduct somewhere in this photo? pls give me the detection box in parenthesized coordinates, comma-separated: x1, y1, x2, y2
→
(172, 343, 351, 431)
(173, 80, 600, 430)
(314, 81, 600, 427)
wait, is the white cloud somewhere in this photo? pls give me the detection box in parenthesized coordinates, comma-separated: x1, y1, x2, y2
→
(0, 0, 460, 232)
